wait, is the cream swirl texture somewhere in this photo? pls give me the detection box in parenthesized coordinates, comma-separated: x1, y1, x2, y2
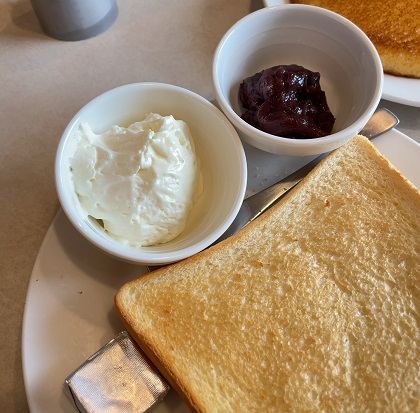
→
(70, 113, 202, 246)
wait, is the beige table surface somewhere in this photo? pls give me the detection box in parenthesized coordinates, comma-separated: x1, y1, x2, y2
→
(1, 0, 419, 411)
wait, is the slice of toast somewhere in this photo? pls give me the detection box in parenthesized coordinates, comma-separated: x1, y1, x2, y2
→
(291, 0, 420, 78)
(116, 136, 420, 413)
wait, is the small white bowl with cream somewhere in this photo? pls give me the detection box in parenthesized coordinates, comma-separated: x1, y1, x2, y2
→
(55, 83, 247, 265)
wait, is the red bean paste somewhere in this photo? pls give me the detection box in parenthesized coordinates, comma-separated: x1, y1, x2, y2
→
(239, 64, 335, 139)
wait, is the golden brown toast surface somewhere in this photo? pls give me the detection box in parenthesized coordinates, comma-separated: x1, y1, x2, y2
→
(116, 136, 420, 413)
(292, 0, 420, 78)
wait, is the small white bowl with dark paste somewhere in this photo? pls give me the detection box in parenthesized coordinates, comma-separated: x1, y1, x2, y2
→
(212, 4, 383, 156)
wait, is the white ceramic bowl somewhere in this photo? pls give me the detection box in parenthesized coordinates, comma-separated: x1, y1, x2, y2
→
(213, 5, 383, 156)
(55, 83, 247, 265)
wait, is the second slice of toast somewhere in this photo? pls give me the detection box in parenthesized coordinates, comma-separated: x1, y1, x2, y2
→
(116, 136, 420, 413)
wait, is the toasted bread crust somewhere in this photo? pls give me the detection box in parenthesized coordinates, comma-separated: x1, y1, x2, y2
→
(116, 136, 420, 412)
(292, 0, 420, 78)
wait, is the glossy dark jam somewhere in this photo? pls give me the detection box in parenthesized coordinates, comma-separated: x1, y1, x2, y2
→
(239, 64, 335, 139)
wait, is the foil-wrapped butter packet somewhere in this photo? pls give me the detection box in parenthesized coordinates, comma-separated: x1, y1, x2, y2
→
(65, 331, 170, 413)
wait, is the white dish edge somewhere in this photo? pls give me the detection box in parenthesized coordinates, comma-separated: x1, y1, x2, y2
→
(22, 128, 420, 413)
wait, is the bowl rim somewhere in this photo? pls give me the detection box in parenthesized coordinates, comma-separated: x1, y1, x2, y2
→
(55, 82, 247, 265)
(212, 4, 384, 151)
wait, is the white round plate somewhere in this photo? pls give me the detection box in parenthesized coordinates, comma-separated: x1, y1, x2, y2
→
(263, 0, 420, 107)
(22, 128, 420, 413)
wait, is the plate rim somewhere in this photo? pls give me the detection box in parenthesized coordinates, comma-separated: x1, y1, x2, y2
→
(22, 128, 420, 413)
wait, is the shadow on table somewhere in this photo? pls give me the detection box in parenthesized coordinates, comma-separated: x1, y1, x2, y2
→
(0, 0, 49, 40)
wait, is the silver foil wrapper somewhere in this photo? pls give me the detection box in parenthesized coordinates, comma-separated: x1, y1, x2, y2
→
(65, 331, 170, 413)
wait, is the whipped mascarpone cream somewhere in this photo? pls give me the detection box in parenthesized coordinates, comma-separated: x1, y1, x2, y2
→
(70, 113, 202, 246)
